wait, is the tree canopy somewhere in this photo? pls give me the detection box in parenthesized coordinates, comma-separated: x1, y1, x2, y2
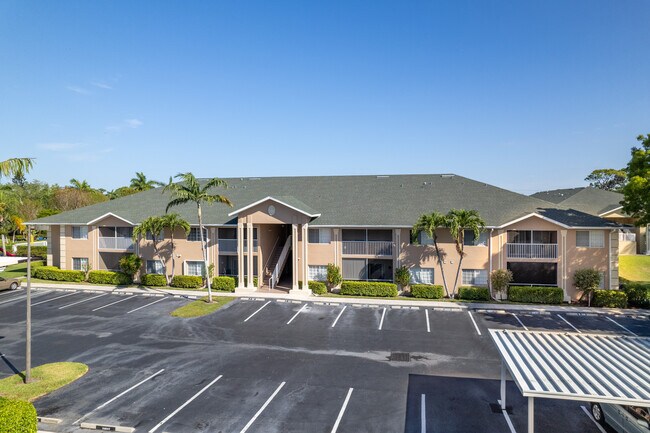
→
(621, 134, 650, 225)
(584, 168, 627, 192)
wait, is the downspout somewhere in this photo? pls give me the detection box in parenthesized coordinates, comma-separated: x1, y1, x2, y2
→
(489, 229, 496, 300)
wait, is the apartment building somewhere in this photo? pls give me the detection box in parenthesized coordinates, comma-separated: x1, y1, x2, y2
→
(30, 174, 621, 301)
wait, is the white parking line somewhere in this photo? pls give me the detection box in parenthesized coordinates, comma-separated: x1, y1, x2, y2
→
(420, 394, 426, 433)
(378, 307, 386, 330)
(331, 306, 347, 328)
(468, 311, 481, 336)
(148, 374, 223, 433)
(557, 314, 581, 333)
(287, 304, 307, 325)
(0, 290, 50, 306)
(512, 313, 529, 331)
(605, 316, 638, 336)
(31, 291, 77, 306)
(58, 293, 108, 310)
(425, 309, 431, 333)
(239, 382, 286, 433)
(331, 388, 353, 433)
(244, 301, 271, 322)
(497, 399, 517, 433)
(74, 369, 165, 424)
(92, 296, 138, 312)
(126, 297, 167, 314)
(580, 405, 607, 433)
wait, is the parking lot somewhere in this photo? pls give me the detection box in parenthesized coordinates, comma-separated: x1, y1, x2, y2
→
(0, 287, 647, 432)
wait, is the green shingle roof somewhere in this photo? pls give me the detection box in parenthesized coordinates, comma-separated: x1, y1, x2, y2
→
(532, 187, 625, 216)
(30, 174, 618, 228)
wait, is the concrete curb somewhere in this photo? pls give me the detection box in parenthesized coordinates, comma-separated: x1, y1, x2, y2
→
(21, 281, 649, 318)
(37, 416, 62, 424)
(80, 422, 135, 432)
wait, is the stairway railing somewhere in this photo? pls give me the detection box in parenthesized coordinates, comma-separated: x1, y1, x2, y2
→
(270, 235, 292, 290)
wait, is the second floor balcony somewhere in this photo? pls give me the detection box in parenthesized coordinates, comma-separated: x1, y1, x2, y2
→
(98, 236, 134, 251)
(507, 243, 557, 259)
(342, 240, 393, 256)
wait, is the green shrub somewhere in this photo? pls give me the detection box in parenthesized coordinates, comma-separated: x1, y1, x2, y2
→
(15, 245, 47, 260)
(243, 277, 259, 288)
(411, 284, 444, 299)
(308, 281, 327, 295)
(29, 261, 44, 278)
(212, 276, 236, 292)
(339, 281, 398, 297)
(508, 286, 563, 304)
(34, 266, 85, 282)
(326, 263, 342, 288)
(458, 286, 490, 301)
(593, 290, 628, 308)
(87, 270, 132, 285)
(573, 268, 602, 305)
(621, 281, 650, 309)
(140, 273, 168, 287)
(0, 397, 37, 433)
(490, 269, 513, 296)
(394, 266, 411, 288)
(170, 275, 204, 289)
(119, 254, 142, 278)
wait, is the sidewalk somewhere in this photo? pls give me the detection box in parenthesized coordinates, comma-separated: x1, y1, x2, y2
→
(21, 280, 650, 317)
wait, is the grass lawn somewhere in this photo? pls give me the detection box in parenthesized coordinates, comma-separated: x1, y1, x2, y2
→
(620, 255, 650, 282)
(171, 296, 236, 318)
(0, 261, 43, 279)
(0, 362, 88, 401)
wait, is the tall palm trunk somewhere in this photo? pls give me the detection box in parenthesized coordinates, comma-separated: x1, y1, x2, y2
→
(197, 204, 213, 302)
(451, 255, 464, 298)
(169, 231, 175, 285)
(433, 238, 451, 298)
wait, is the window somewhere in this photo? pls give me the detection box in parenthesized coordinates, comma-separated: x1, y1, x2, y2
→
(218, 255, 238, 276)
(146, 260, 165, 274)
(599, 272, 605, 289)
(464, 230, 488, 246)
(412, 231, 434, 245)
(343, 258, 366, 280)
(186, 261, 205, 276)
(462, 269, 488, 286)
(187, 227, 208, 242)
(507, 230, 557, 244)
(308, 229, 331, 244)
(343, 258, 392, 281)
(576, 230, 605, 248)
(72, 226, 88, 239)
(410, 267, 434, 285)
(72, 257, 88, 271)
(507, 262, 558, 286)
(308, 265, 327, 281)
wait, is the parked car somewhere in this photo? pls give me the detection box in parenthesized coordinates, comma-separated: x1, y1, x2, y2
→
(591, 403, 650, 432)
(0, 276, 20, 291)
(0, 247, 16, 257)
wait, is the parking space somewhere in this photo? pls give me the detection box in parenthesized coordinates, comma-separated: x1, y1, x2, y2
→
(609, 315, 650, 337)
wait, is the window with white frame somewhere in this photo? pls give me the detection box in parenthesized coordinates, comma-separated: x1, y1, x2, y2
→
(72, 226, 88, 239)
(464, 230, 488, 246)
(410, 267, 434, 285)
(462, 269, 488, 286)
(576, 230, 605, 248)
(308, 229, 331, 244)
(308, 265, 327, 281)
(146, 260, 165, 274)
(187, 227, 208, 242)
(185, 261, 205, 276)
(72, 257, 88, 271)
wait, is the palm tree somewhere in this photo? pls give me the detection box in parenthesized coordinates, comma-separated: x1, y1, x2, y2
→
(412, 212, 451, 297)
(446, 209, 486, 298)
(0, 158, 33, 179)
(162, 213, 190, 283)
(69, 178, 92, 191)
(164, 173, 233, 302)
(133, 216, 167, 282)
(130, 172, 164, 191)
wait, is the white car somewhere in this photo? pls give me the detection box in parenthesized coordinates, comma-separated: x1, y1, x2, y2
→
(591, 403, 650, 432)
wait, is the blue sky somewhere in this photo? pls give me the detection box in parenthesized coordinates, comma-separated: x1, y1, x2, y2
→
(1, 1, 648, 194)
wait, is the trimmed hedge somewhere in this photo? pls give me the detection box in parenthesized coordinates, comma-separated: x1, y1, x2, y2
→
(308, 281, 327, 295)
(458, 286, 490, 301)
(87, 270, 132, 285)
(508, 286, 563, 304)
(0, 397, 37, 433)
(15, 245, 47, 260)
(170, 275, 203, 289)
(593, 289, 628, 308)
(29, 261, 44, 278)
(339, 281, 398, 297)
(140, 273, 168, 287)
(34, 266, 84, 282)
(212, 276, 236, 292)
(621, 281, 650, 309)
(411, 284, 444, 299)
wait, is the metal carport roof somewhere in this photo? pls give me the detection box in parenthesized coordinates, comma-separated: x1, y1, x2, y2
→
(489, 329, 650, 433)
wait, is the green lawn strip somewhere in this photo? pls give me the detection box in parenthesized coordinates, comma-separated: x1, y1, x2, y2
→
(319, 292, 572, 306)
(620, 255, 650, 282)
(0, 261, 43, 279)
(0, 362, 88, 402)
(171, 296, 236, 318)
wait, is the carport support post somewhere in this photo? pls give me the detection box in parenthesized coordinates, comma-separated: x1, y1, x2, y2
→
(500, 360, 506, 410)
(528, 397, 534, 433)
(25, 225, 32, 383)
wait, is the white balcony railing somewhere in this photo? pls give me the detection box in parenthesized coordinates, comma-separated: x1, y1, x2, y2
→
(218, 239, 237, 252)
(507, 243, 557, 259)
(98, 237, 134, 251)
(342, 241, 393, 256)
(244, 239, 259, 252)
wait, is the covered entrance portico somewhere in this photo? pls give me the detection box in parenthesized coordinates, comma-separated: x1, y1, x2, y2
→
(227, 196, 321, 294)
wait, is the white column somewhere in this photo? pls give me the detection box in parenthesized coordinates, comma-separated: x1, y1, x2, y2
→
(292, 224, 299, 290)
(237, 222, 244, 288)
(561, 230, 569, 302)
(59, 226, 66, 270)
(46, 226, 53, 266)
(302, 224, 309, 289)
(247, 223, 254, 289)
(528, 397, 534, 433)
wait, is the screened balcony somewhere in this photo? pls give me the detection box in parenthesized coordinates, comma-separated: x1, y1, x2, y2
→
(506, 230, 558, 259)
(342, 229, 393, 256)
(98, 227, 134, 251)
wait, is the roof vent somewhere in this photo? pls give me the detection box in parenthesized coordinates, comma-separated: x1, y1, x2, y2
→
(441, 174, 455, 178)
(376, 175, 389, 178)
(249, 177, 261, 180)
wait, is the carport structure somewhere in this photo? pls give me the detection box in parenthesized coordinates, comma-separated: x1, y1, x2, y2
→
(489, 329, 650, 433)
